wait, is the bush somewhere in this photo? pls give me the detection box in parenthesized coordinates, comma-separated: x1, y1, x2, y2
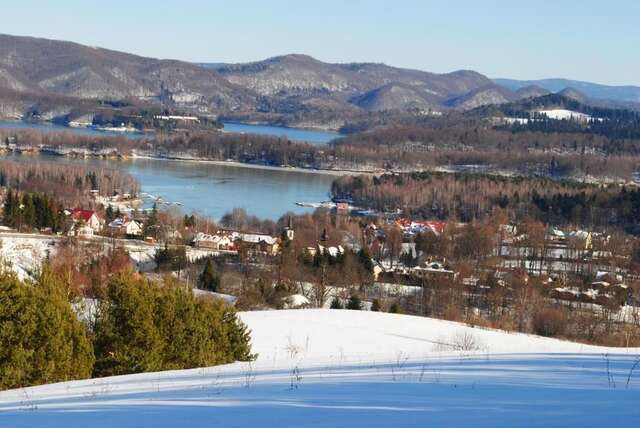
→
(346, 294, 362, 310)
(330, 296, 343, 309)
(371, 298, 381, 312)
(0, 270, 94, 390)
(533, 307, 566, 337)
(388, 302, 401, 314)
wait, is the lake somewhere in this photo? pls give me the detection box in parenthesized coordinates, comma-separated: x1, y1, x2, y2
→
(0, 120, 342, 144)
(0, 120, 344, 220)
(0, 120, 145, 139)
(0, 153, 337, 221)
(221, 122, 342, 144)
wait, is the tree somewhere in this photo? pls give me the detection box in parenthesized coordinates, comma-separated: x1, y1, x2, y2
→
(154, 245, 187, 273)
(385, 225, 403, 268)
(346, 294, 362, 310)
(93, 272, 255, 377)
(93, 274, 164, 377)
(0, 270, 94, 389)
(144, 203, 160, 238)
(105, 205, 116, 223)
(198, 259, 220, 292)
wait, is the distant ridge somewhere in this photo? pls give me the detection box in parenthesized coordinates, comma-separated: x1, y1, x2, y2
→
(494, 77, 640, 103)
(1, 32, 638, 129)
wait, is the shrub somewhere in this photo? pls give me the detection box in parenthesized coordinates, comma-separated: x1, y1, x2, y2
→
(346, 294, 362, 310)
(330, 296, 343, 309)
(533, 307, 566, 337)
(388, 302, 401, 314)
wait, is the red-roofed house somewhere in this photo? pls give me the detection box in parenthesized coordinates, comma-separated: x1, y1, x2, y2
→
(69, 209, 102, 234)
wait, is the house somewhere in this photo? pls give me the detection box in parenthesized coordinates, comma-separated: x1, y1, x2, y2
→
(193, 232, 234, 250)
(69, 209, 102, 234)
(568, 230, 593, 250)
(318, 244, 344, 257)
(231, 232, 280, 256)
(108, 217, 143, 237)
(70, 224, 95, 238)
(409, 261, 455, 280)
(395, 219, 447, 236)
(546, 227, 566, 242)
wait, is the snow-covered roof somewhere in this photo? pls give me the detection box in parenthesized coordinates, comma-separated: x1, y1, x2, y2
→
(231, 232, 278, 246)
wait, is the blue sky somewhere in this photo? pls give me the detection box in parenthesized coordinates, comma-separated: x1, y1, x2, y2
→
(2, 0, 639, 85)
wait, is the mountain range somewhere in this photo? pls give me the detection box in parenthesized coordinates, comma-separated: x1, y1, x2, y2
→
(494, 78, 640, 104)
(0, 33, 638, 129)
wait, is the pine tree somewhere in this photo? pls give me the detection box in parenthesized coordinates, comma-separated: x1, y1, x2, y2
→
(93, 274, 164, 377)
(105, 205, 115, 223)
(144, 203, 159, 238)
(198, 259, 220, 292)
(3, 190, 15, 227)
(0, 269, 94, 390)
(21, 194, 36, 229)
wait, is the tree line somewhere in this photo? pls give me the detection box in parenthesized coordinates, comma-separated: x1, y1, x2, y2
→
(3, 190, 65, 231)
(5, 118, 639, 182)
(0, 267, 254, 390)
(333, 172, 640, 231)
(0, 159, 139, 207)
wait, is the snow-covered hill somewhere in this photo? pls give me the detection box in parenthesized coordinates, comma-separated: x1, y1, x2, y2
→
(539, 108, 593, 121)
(1, 309, 639, 427)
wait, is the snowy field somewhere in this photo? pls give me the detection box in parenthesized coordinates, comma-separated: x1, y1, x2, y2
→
(539, 109, 593, 121)
(1, 309, 639, 427)
(0, 234, 57, 280)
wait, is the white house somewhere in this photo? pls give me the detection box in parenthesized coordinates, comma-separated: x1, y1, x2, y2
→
(108, 217, 143, 237)
(69, 209, 102, 234)
(194, 232, 234, 250)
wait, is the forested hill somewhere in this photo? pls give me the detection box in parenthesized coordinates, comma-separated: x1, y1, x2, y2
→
(471, 93, 640, 140)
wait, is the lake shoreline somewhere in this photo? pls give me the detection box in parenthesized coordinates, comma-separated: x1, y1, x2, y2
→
(130, 152, 374, 177)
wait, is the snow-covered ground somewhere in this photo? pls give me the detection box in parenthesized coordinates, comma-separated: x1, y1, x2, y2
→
(1, 309, 639, 427)
(0, 235, 57, 280)
(539, 109, 593, 121)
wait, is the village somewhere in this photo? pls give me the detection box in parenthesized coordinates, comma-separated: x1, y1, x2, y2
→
(2, 186, 638, 323)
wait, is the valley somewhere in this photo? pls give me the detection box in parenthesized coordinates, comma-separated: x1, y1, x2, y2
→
(1, 7, 640, 427)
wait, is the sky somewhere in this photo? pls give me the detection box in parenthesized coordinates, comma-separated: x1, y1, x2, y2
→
(2, 0, 639, 85)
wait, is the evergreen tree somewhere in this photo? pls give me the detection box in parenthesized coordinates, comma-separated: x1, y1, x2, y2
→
(357, 248, 374, 273)
(105, 205, 115, 223)
(198, 258, 220, 292)
(93, 274, 164, 377)
(3, 190, 16, 227)
(21, 194, 36, 229)
(93, 272, 255, 377)
(0, 270, 94, 390)
(144, 203, 159, 238)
